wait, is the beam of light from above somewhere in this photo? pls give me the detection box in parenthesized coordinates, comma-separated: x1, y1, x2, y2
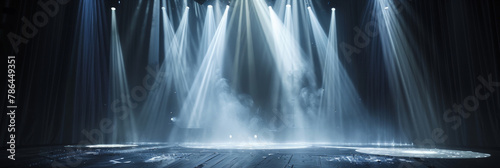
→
(111, 8, 138, 143)
(173, 7, 255, 143)
(168, 8, 192, 104)
(226, 0, 259, 96)
(211, 0, 223, 25)
(122, 0, 149, 54)
(283, 3, 294, 37)
(268, 2, 309, 136)
(374, 0, 439, 140)
(70, 1, 110, 143)
(148, 0, 161, 65)
(307, 9, 328, 66)
(137, 2, 193, 140)
(307, 6, 372, 143)
(288, 0, 316, 79)
(197, 4, 216, 67)
(253, 0, 313, 141)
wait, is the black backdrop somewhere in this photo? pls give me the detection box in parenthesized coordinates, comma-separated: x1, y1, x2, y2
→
(0, 0, 499, 148)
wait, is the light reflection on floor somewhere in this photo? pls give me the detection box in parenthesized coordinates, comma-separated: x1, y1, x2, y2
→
(7, 143, 497, 167)
(355, 148, 491, 159)
(64, 143, 491, 159)
(65, 144, 139, 148)
(179, 142, 311, 149)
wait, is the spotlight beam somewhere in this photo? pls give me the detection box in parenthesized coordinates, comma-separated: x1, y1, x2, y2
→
(173, 7, 253, 143)
(110, 8, 138, 143)
(169, 9, 192, 104)
(375, 0, 439, 139)
(251, 0, 312, 141)
(137, 2, 178, 139)
(148, 0, 160, 65)
(308, 6, 369, 142)
(198, 5, 216, 66)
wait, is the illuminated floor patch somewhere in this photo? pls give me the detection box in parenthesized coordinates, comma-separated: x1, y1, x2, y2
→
(180, 143, 310, 149)
(355, 148, 490, 159)
(7, 144, 500, 167)
(65, 144, 138, 148)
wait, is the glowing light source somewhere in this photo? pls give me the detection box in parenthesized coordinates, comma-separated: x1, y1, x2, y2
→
(186, 6, 190, 9)
(226, 5, 229, 8)
(208, 5, 212, 8)
(111, 7, 116, 10)
(161, 7, 165, 10)
(286, 4, 291, 8)
(332, 8, 335, 11)
(307, 6, 311, 10)
(384, 6, 389, 10)
(229, 135, 232, 139)
(268, 6, 272, 9)
(254, 135, 258, 139)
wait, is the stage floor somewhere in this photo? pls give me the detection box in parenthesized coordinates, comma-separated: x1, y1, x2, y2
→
(4, 144, 499, 167)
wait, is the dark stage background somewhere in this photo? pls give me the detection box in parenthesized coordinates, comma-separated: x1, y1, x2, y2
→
(1, 0, 499, 150)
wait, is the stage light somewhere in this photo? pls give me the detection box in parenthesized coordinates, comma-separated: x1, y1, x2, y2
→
(332, 8, 335, 11)
(161, 7, 165, 10)
(229, 135, 232, 139)
(111, 7, 116, 10)
(268, 6, 272, 9)
(384, 7, 389, 10)
(307, 6, 311, 10)
(286, 4, 291, 8)
(254, 135, 258, 139)
(208, 5, 212, 8)
(226, 5, 229, 9)
(186, 6, 190, 9)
